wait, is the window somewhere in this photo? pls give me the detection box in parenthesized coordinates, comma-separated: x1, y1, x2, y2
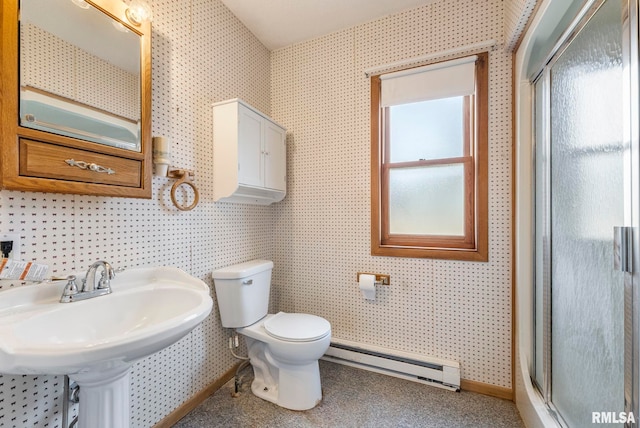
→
(371, 53, 488, 261)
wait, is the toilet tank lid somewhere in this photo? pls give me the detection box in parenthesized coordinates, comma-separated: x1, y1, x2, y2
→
(212, 260, 274, 279)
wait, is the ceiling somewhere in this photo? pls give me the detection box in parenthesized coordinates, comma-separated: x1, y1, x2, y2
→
(220, 0, 438, 51)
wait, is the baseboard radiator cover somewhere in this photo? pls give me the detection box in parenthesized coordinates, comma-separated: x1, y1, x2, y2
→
(322, 338, 460, 392)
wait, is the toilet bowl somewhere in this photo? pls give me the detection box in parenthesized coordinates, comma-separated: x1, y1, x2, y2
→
(238, 312, 331, 410)
(212, 260, 332, 410)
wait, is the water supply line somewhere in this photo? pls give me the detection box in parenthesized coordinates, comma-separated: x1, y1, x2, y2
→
(233, 360, 251, 397)
(63, 375, 80, 428)
(228, 330, 251, 397)
(228, 330, 249, 361)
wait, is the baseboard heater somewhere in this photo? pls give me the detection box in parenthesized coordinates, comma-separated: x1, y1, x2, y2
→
(322, 338, 460, 392)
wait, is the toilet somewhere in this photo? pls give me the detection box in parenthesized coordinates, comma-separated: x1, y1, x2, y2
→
(212, 260, 331, 410)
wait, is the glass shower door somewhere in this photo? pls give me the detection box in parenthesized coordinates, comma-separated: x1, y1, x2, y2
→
(538, 0, 628, 426)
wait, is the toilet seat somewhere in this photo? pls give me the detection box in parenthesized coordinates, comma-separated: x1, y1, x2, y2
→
(263, 312, 331, 342)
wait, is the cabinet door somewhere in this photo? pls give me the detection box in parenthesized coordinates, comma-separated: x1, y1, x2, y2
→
(238, 105, 263, 187)
(264, 121, 286, 191)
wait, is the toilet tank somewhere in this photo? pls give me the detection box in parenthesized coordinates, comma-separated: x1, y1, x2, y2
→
(212, 260, 273, 328)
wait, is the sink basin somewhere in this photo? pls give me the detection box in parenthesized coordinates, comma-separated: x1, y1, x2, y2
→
(0, 266, 213, 375)
(0, 265, 213, 428)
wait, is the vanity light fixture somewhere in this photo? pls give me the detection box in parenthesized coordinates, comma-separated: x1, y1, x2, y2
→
(70, 0, 91, 9)
(125, 0, 153, 25)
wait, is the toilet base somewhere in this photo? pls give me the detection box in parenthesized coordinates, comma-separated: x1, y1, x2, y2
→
(245, 337, 323, 410)
(250, 360, 322, 410)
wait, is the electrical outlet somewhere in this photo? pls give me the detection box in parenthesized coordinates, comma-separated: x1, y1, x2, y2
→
(0, 233, 21, 260)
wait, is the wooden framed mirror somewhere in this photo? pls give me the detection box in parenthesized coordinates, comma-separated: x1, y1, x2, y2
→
(0, 0, 152, 198)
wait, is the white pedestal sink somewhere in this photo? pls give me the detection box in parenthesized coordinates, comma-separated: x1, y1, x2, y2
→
(0, 266, 213, 428)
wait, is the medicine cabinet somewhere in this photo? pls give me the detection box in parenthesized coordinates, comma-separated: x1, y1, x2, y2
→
(213, 99, 286, 205)
(0, 0, 152, 198)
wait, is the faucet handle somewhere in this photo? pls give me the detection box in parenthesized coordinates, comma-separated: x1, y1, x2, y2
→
(106, 263, 116, 279)
(60, 275, 78, 302)
(97, 264, 115, 290)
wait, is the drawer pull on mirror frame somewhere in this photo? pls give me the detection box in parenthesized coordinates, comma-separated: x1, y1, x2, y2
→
(65, 159, 115, 175)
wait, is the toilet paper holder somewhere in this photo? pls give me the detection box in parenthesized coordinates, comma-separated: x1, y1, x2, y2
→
(356, 272, 390, 285)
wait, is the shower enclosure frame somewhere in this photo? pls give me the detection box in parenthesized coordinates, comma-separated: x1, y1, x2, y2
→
(515, 0, 640, 426)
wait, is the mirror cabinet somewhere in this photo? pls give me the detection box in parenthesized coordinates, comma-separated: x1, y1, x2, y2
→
(0, 0, 152, 197)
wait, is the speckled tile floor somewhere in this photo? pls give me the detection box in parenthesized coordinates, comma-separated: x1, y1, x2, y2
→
(173, 360, 524, 428)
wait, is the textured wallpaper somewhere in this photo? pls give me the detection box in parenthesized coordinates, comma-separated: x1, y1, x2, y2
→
(0, 0, 538, 426)
(0, 0, 273, 426)
(271, 0, 513, 389)
(21, 23, 139, 121)
(504, 0, 539, 51)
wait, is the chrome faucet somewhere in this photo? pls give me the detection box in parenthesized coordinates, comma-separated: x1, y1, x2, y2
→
(60, 261, 116, 303)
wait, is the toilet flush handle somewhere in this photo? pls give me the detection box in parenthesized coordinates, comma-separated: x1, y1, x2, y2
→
(242, 279, 253, 285)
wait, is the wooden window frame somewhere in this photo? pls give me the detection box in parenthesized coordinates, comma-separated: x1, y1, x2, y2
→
(370, 52, 488, 261)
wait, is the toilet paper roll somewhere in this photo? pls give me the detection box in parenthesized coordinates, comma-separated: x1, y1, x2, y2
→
(359, 274, 376, 301)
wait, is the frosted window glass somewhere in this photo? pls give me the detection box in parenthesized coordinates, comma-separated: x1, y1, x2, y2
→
(549, 0, 625, 426)
(388, 164, 464, 236)
(389, 97, 464, 163)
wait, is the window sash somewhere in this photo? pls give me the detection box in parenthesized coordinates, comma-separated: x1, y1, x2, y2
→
(382, 94, 474, 248)
(381, 158, 476, 248)
(383, 95, 473, 163)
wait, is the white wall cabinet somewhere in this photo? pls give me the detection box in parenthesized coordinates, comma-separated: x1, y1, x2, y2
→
(213, 99, 286, 205)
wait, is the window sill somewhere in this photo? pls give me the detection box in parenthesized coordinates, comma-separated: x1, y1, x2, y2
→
(371, 244, 488, 262)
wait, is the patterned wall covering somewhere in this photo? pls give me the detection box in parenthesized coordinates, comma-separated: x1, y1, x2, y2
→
(504, 0, 539, 52)
(271, 0, 513, 389)
(21, 23, 139, 121)
(0, 0, 531, 426)
(0, 1, 272, 427)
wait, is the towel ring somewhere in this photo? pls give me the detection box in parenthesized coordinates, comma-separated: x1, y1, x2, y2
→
(168, 169, 199, 211)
